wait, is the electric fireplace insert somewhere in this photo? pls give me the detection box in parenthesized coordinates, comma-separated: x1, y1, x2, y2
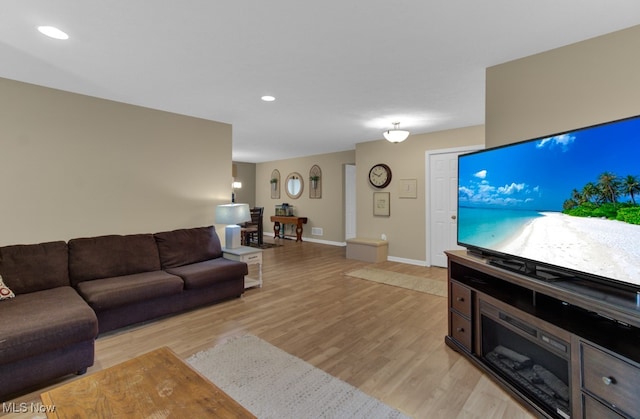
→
(480, 300, 571, 419)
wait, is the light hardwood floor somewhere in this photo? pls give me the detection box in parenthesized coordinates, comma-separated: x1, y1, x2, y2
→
(2, 239, 534, 418)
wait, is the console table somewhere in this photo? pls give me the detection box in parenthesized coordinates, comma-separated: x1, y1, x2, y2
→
(270, 215, 308, 242)
(445, 250, 640, 419)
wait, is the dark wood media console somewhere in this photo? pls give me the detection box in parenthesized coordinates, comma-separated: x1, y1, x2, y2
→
(445, 250, 640, 419)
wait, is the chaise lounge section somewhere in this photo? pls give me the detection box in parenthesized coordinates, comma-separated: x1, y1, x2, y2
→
(0, 241, 98, 400)
(0, 225, 247, 400)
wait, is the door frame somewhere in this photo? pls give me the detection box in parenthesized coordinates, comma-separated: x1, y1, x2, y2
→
(344, 164, 356, 241)
(425, 145, 483, 266)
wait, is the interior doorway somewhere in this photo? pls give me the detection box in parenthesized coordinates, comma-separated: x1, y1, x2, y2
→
(426, 146, 482, 267)
(344, 164, 356, 240)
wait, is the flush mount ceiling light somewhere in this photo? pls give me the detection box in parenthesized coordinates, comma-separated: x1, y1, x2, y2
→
(37, 26, 69, 40)
(261, 95, 276, 102)
(383, 122, 410, 143)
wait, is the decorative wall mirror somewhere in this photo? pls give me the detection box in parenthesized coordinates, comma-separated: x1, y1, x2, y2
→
(285, 172, 304, 199)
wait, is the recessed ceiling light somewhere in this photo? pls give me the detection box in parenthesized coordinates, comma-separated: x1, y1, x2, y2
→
(261, 95, 276, 102)
(37, 26, 69, 40)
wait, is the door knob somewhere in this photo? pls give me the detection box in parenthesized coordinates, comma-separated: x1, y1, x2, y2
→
(451, 215, 457, 220)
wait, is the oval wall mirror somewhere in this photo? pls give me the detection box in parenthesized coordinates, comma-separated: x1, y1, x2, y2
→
(285, 172, 304, 199)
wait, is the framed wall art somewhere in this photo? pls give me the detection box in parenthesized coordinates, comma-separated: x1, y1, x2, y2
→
(270, 169, 280, 199)
(309, 164, 322, 199)
(398, 179, 417, 198)
(373, 192, 390, 216)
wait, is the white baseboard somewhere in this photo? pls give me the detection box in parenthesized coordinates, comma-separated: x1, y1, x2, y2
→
(262, 234, 429, 266)
(262, 233, 346, 247)
(387, 256, 429, 266)
(302, 237, 347, 247)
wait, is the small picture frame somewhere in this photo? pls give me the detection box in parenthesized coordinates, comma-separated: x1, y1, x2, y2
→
(398, 179, 417, 198)
(373, 192, 390, 216)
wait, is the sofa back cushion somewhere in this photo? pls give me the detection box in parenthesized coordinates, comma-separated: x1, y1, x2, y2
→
(154, 226, 222, 269)
(0, 241, 70, 294)
(68, 234, 161, 286)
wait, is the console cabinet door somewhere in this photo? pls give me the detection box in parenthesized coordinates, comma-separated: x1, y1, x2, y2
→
(448, 280, 473, 352)
(582, 394, 625, 419)
(580, 341, 640, 418)
(450, 311, 472, 351)
(450, 281, 472, 317)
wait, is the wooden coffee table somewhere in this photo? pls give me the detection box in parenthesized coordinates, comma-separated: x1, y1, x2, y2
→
(40, 346, 255, 419)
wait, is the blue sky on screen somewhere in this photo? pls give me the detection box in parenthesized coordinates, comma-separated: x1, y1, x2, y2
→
(458, 116, 640, 211)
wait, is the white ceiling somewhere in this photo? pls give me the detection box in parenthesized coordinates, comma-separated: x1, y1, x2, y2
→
(2, 2, 639, 162)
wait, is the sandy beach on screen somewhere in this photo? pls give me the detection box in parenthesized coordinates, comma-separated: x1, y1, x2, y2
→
(495, 212, 640, 286)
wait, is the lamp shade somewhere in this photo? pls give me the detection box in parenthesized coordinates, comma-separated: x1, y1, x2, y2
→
(383, 122, 410, 143)
(215, 203, 251, 225)
(215, 203, 251, 249)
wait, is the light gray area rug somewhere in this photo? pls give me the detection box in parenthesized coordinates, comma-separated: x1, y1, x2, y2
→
(187, 335, 411, 419)
(345, 267, 446, 297)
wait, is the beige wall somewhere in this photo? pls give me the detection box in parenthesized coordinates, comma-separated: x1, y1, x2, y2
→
(356, 126, 484, 263)
(232, 162, 256, 207)
(256, 150, 355, 243)
(0, 78, 233, 246)
(486, 24, 640, 148)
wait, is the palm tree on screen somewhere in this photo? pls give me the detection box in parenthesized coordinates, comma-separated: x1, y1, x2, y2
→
(570, 189, 583, 205)
(598, 172, 620, 203)
(581, 182, 599, 204)
(621, 175, 640, 205)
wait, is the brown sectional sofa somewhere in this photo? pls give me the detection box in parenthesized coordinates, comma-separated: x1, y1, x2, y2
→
(0, 225, 247, 400)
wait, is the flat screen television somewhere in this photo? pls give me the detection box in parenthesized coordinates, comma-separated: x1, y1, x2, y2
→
(457, 114, 640, 294)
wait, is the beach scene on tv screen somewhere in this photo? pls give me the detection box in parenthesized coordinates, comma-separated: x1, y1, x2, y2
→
(458, 116, 640, 287)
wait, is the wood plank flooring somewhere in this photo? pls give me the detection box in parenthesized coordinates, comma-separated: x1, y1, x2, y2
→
(2, 239, 534, 418)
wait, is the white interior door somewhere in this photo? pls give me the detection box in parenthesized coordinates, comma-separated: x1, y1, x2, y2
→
(428, 146, 482, 267)
(345, 164, 356, 240)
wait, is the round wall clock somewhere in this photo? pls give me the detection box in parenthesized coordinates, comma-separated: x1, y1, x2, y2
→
(368, 163, 392, 188)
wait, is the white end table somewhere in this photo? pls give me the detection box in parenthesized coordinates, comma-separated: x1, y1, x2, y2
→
(222, 246, 263, 289)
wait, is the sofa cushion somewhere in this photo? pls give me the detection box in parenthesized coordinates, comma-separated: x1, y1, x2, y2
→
(154, 226, 223, 269)
(76, 271, 184, 310)
(0, 241, 69, 294)
(0, 275, 15, 300)
(0, 286, 98, 365)
(165, 258, 248, 289)
(68, 234, 162, 286)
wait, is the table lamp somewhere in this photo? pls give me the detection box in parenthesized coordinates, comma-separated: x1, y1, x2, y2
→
(215, 203, 251, 249)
